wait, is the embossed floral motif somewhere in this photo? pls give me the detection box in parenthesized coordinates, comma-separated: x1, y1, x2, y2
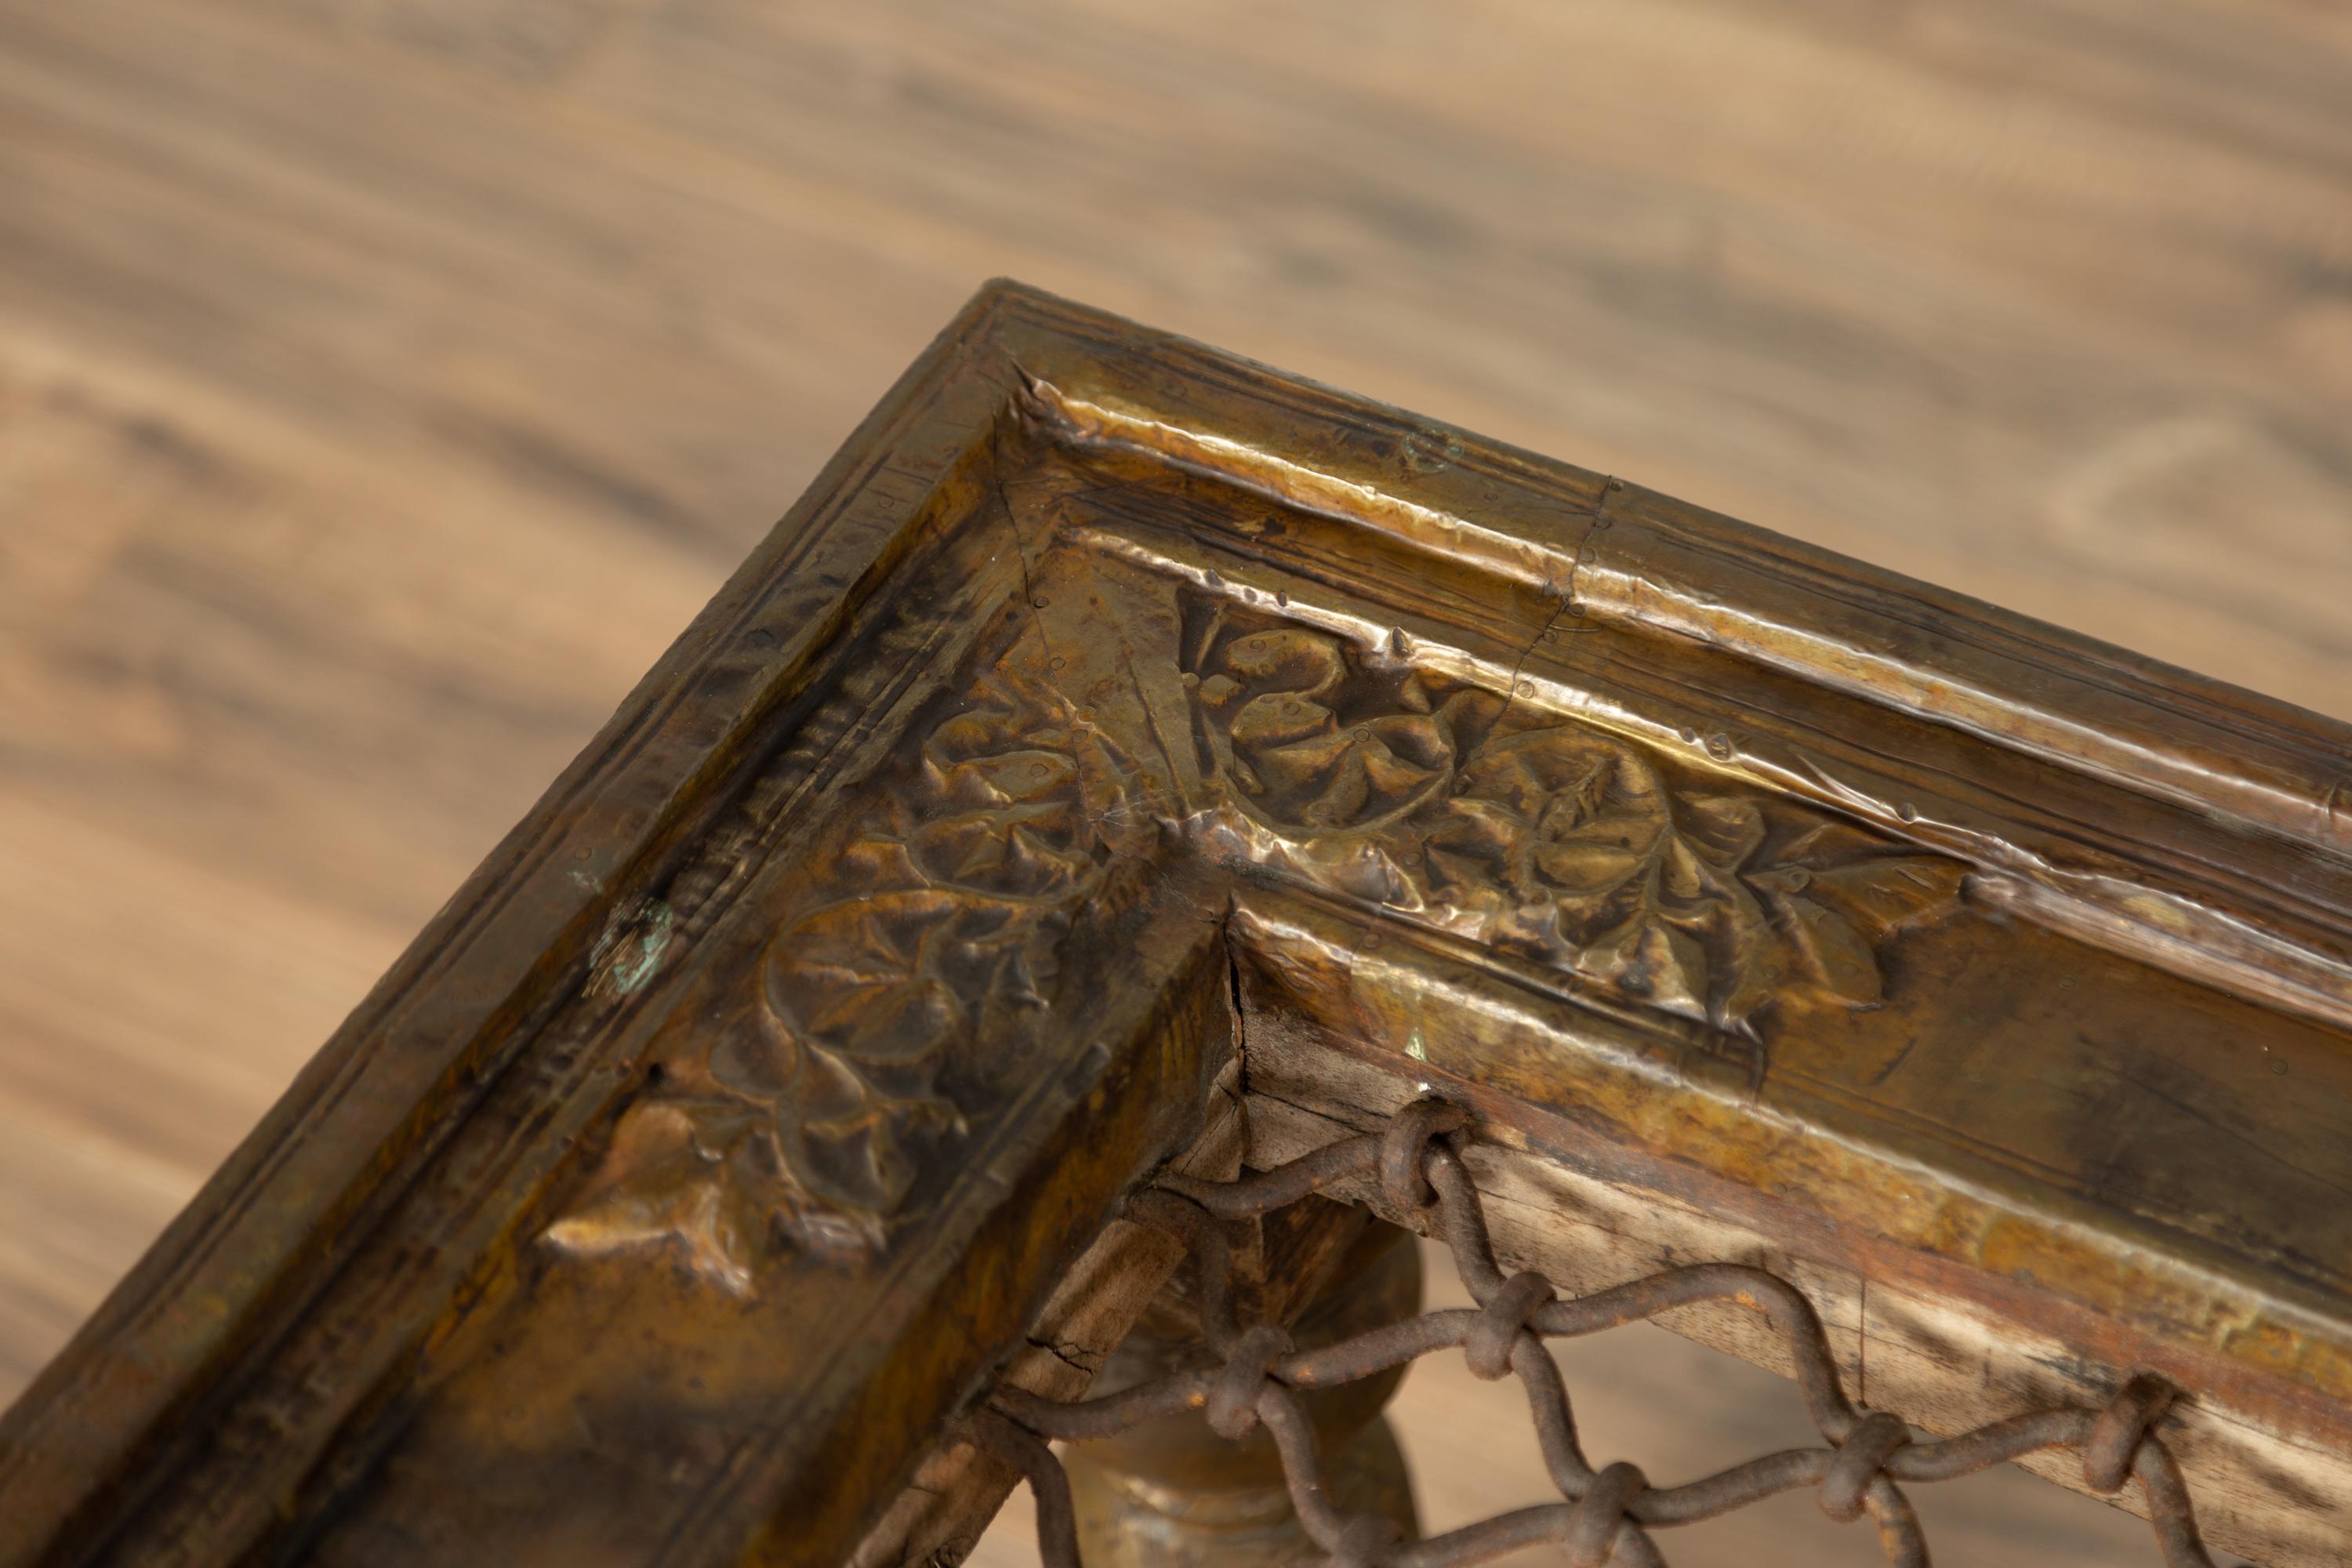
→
(549, 601, 1965, 1292)
(1187, 612, 1963, 1038)
(547, 661, 1152, 1287)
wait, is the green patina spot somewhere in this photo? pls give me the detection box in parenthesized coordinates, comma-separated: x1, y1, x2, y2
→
(611, 901, 674, 995)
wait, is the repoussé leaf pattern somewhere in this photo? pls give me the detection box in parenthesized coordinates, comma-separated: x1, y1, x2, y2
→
(547, 662, 1152, 1287)
(1186, 613, 1963, 1039)
(549, 597, 1965, 1291)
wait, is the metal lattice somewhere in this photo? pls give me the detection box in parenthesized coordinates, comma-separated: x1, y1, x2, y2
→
(970, 1099, 2217, 1568)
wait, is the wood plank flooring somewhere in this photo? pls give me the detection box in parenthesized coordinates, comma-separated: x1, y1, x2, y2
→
(1, 3, 2336, 1561)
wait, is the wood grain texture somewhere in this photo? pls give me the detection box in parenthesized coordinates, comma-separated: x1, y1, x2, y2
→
(1, 2, 2345, 1563)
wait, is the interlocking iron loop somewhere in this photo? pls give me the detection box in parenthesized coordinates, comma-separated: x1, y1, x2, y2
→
(979, 1099, 2217, 1568)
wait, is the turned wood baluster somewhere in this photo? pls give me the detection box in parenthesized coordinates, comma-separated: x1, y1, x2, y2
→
(1063, 1196, 1422, 1567)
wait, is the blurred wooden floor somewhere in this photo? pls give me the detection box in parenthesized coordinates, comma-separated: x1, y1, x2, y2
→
(1, 2, 2343, 1562)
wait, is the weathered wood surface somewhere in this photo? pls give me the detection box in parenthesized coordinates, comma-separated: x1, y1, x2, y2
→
(5, 7, 2351, 1562)
(3, 284, 2347, 1565)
